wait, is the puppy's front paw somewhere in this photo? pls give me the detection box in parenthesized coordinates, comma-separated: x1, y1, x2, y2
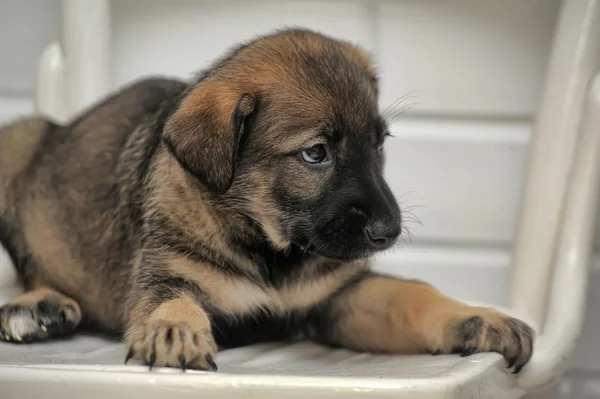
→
(432, 308, 534, 374)
(125, 319, 217, 371)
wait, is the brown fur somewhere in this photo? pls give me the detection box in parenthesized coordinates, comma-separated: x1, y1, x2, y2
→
(0, 28, 533, 373)
(0, 119, 50, 217)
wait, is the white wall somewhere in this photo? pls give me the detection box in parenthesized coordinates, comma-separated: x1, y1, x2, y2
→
(0, 0, 60, 121)
(1, 0, 599, 396)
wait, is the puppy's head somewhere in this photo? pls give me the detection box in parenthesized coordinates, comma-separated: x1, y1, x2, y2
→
(163, 28, 401, 261)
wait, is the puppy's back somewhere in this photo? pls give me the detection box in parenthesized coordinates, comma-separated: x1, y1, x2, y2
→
(0, 78, 188, 329)
(0, 78, 186, 214)
(0, 118, 53, 212)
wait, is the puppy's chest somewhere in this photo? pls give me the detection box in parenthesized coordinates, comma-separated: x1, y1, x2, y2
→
(212, 260, 346, 314)
(207, 255, 350, 349)
(207, 247, 360, 316)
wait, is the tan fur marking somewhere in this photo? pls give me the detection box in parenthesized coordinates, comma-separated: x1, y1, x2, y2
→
(126, 295, 211, 341)
(277, 260, 367, 309)
(322, 276, 534, 369)
(152, 296, 210, 327)
(125, 295, 217, 370)
(167, 255, 366, 315)
(243, 171, 291, 250)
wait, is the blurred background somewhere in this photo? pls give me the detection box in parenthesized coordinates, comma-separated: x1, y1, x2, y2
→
(0, 0, 598, 397)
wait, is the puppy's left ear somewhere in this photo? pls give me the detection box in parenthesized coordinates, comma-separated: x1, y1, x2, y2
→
(163, 81, 256, 194)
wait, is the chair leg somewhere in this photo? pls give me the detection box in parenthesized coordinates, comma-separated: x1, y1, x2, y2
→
(35, 42, 67, 123)
(517, 72, 600, 391)
(509, 0, 600, 331)
(60, 0, 111, 117)
(510, 0, 600, 392)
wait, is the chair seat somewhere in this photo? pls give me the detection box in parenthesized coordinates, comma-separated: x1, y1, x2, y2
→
(0, 335, 524, 399)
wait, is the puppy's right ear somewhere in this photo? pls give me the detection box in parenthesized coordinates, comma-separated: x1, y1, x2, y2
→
(338, 41, 378, 91)
(162, 80, 255, 194)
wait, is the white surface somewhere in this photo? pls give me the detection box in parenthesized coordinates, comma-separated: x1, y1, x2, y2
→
(0, 337, 523, 399)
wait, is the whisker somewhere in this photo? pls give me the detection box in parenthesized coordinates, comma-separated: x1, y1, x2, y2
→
(384, 103, 421, 123)
(403, 211, 422, 220)
(395, 191, 418, 202)
(402, 226, 415, 242)
(402, 204, 425, 212)
(382, 97, 419, 118)
(403, 214, 424, 227)
(385, 100, 418, 115)
(303, 234, 319, 257)
(403, 218, 423, 226)
(381, 91, 423, 116)
(396, 102, 420, 113)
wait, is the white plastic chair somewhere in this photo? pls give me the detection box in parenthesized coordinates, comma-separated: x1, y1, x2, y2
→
(1, 1, 600, 398)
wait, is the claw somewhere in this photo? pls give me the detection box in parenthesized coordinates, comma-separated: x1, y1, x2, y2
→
(460, 347, 476, 357)
(206, 354, 218, 371)
(513, 364, 524, 374)
(148, 352, 156, 370)
(506, 356, 517, 369)
(148, 331, 158, 370)
(125, 347, 134, 364)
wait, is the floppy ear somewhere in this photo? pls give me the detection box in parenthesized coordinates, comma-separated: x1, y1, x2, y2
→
(338, 41, 378, 91)
(163, 81, 256, 194)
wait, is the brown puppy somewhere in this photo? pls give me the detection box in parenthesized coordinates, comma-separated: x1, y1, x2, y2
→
(0, 28, 534, 372)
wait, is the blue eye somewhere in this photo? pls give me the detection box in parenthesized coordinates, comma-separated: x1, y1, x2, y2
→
(301, 144, 328, 164)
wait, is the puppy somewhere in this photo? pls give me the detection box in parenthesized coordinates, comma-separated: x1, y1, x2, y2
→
(0, 28, 533, 372)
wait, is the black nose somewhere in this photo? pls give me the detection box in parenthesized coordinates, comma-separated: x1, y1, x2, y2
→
(364, 220, 401, 249)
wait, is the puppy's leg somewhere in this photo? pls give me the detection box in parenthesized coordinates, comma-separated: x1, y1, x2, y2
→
(308, 273, 534, 373)
(0, 287, 82, 343)
(125, 290, 217, 371)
